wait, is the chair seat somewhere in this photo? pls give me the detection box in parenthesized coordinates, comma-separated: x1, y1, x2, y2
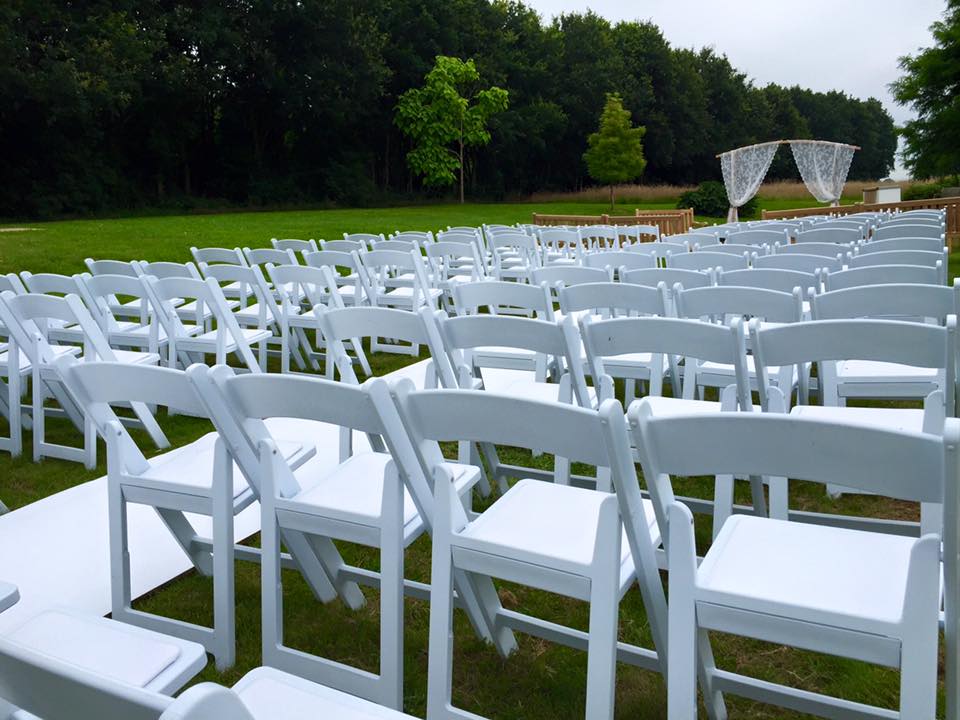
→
(836, 360, 939, 384)
(132, 433, 304, 500)
(6, 608, 206, 693)
(494, 377, 596, 407)
(380, 286, 443, 304)
(699, 356, 796, 385)
(185, 327, 273, 349)
(233, 303, 275, 325)
(790, 404, 924, 433)
(458, 479, 659, 587)
(0, 344, 81, 375)
(698, 514, 918, 636)
(94, 349, 161, 366)
(640, 396, 727, 417)
(279, 451, 479, 539)
(177, 297, 240, 319)
(232, 666, 415, 719)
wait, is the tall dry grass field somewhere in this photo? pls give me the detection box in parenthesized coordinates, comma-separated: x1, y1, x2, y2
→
(532, 179, 920, 204)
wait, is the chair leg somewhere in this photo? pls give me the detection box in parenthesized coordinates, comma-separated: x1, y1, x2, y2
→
(31, 369, 42, 462)
(585, 499, 621, 720)
(212, 443, 236, 670)
(427, 473, 459, 720)
(379, 463, 404, 710)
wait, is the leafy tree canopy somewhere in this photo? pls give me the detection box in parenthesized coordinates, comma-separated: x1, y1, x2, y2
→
(891, 0, 960, 178)
(583, 93, 646, 207)
(395, 56, 508, 201)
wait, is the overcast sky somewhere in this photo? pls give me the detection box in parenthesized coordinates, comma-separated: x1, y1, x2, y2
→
(525, 0, 947, 177)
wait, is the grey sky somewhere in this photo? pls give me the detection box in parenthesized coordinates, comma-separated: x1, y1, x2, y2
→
(525, 0, 946, 177)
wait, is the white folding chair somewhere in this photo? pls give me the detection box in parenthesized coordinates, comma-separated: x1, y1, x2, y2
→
(55, 360, 267, 668)
(751, 318, 955, 504)
(303, 249, 368, 306)
(79, 273, 167, 353)
(539, 228, 583, 265)
(266, 262, 361, 374)
(675, 284, 804, 405)
(631, 408, 955, 720)
(196, 371, 486, 708)
(425, 241, 487, 313)
(489, 233, 540, 282)
(724, 228, 788, 247)
(580, 315, 766, 530)
(530, 265, 611, 303)
(136, 261, 227, 328)
(579, 224, 619, 251)
(143, 275, 266, 373)
(392, 388, 666, 720)
(621, 267, 713, 316)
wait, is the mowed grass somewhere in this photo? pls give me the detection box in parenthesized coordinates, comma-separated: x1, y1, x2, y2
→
(0, 200, 951, 718)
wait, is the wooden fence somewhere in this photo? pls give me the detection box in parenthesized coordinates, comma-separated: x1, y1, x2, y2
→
(762, 196, 960, 243)
(532, 208, 693, 236)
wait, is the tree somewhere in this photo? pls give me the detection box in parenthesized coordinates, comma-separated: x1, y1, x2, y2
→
(395, 55, 509, 203)
(891, 0, 960, 179)
(583, 93, 647, 209)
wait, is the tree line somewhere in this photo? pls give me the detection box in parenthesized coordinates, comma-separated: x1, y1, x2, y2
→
(0, 0, 898, 218)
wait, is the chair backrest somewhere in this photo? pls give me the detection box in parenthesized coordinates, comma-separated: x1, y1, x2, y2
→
(796, 227, 862, 244)
(811, 283, 957, 323)
(725, 229, 788, 246)
(373, 238, 419, 253)
(195, 369, 419, 502)
(58, 359, 208, 475)
(675, 285, 803, 324)
(859, 237, 945, 254)
(752, 252, 842, 274)
(190, 247, 246, 267)
(437, 313, 591, 407)
(750, 317, 956, 414)
(0, 292, 90, 365)
(359, 248, 433, 307)
(391, 230, 434, 245)
(776, 241, 852, 257)
(693, 243, 765, 257)
(873, 224, 944, 241)
(848, 248, 946, 270)
(668, 250, 748, 272)
(80, 273, 152, 331)
(243, 247, 296, 269)
(579, 315, 750, 410)
(717, 268, 818, 295)
(136, 261, 202, 280)
(425, 242, 486, 282)
(321, 239, 367, 254)
(21, 271, 84, 297)
(303, 249, 362, 273)
(824, 264, 942, 291)
(271, 237, 318, 254)
(583, 250, 656, 272)
(630, 403, 955, 546)
(85, 259, 139, 277)
(453, 280, 552, 318)
(660, 233, 703, 248)
(578, 224, 618, 248)
(558, 281, 665, 317)
(539, 229, 582, 258)
(621, 267, 713, 293)
(530, 265, 611, 293)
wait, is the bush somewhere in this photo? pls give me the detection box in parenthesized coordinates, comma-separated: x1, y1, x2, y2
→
(678, 180, 756, 218)
(902, 182, 943, 201)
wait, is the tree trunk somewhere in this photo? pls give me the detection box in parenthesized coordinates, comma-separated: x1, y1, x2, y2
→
(459, 137, 465, 204)
(609, 184, 614, 212)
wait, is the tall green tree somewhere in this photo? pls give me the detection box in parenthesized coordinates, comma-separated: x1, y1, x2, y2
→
(394, 56, 508, 203)
(891, 0, 960, 179)
(583, 93, 647, 209)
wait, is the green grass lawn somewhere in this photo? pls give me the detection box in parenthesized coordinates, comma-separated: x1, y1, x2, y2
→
(0, 200, 949, 718)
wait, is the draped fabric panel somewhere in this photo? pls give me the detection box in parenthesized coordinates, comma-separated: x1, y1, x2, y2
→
(720, 142, 779, 223)
(790, 141, 856, 206)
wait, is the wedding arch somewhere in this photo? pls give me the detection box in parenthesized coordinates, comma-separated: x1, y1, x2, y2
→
(717, 139, 859, 222)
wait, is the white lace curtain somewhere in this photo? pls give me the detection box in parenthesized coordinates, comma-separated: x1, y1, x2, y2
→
(789, 141, 856, 206)
(720, 142, 779, 223)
